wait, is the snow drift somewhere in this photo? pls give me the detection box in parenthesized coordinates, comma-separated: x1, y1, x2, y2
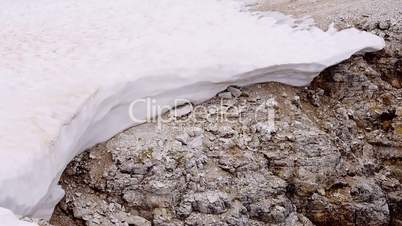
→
(0, 0, 384, 223)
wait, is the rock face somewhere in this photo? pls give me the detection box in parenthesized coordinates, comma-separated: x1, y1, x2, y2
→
(50, 19, 401, 226)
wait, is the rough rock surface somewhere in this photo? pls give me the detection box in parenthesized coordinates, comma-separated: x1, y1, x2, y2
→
(49, 15, 402, 226)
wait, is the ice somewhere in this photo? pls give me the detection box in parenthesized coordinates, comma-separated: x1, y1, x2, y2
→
(0, 0, 384, 220)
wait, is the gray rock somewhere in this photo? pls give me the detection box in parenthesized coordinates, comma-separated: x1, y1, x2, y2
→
(333, 73, 346, 82)
(176, 132, 190, 145)
(228, 86, 242, 97)
(378, 20, 391, 30)
(291, 95, 301, 107)
(172, 104, 193, 118)
(218, 91, 233, 99)
(125, 215, 151, 226)
(192, 191, 232, 214)
(188, 136, 203, 149)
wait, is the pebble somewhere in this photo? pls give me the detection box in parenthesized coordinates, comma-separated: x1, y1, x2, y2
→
(266, 97, 279, 109)
(368, 83, 379, 91)
(188, 136, 203, 149)
(228, 86, 242, 97)
(125, 215, 151, 226)
(291, 96, 301, 107)
(333, 73, 345, 82)
(191, 127, 204, 137)
(378, 20, 391, 30)
(176, 133, 190, 145)
(172, 104, 193, 117)
(218, 91, 233, 99)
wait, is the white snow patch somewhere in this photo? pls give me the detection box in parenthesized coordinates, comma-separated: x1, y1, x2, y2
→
(0, 208, 37, 226)
(0, 0, 384, 220)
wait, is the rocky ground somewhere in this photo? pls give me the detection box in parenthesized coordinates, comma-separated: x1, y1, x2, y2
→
(46, 7, 402, 226)
(258, 0, 402, 30)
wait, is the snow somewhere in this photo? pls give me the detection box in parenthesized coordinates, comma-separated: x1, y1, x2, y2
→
(0, 0, 384, 222)
(0, 208, 37, 226)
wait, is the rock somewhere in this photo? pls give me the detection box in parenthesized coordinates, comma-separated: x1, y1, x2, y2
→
(378, 20, 391, 30)
(188, 127, 203, 137)
(123, 191, 143, 206)
(176, 133, 190, 145)
(125, 215, 151, 226)
(368, 83, 379, 92)
(309, 93, 321, 107)
(177, 199, 193, 218)
(119, 162, 150, 174)
(218, 126, 236, 138)
(291, 95, 301, 107)
(255, 122, 276, 140)
(266, 97, 279, 109)
(248, 198, 291, 224)
(333, 73, 346, 82)
(218, 91, 233, 99)
(172, 104, 193, 118)
(188, 136, 203, 149)
(228, 86, 242, 97)
(192, 191, 232, 214)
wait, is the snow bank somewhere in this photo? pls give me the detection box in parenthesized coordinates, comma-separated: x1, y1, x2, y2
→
(0, 0, 384, 221)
